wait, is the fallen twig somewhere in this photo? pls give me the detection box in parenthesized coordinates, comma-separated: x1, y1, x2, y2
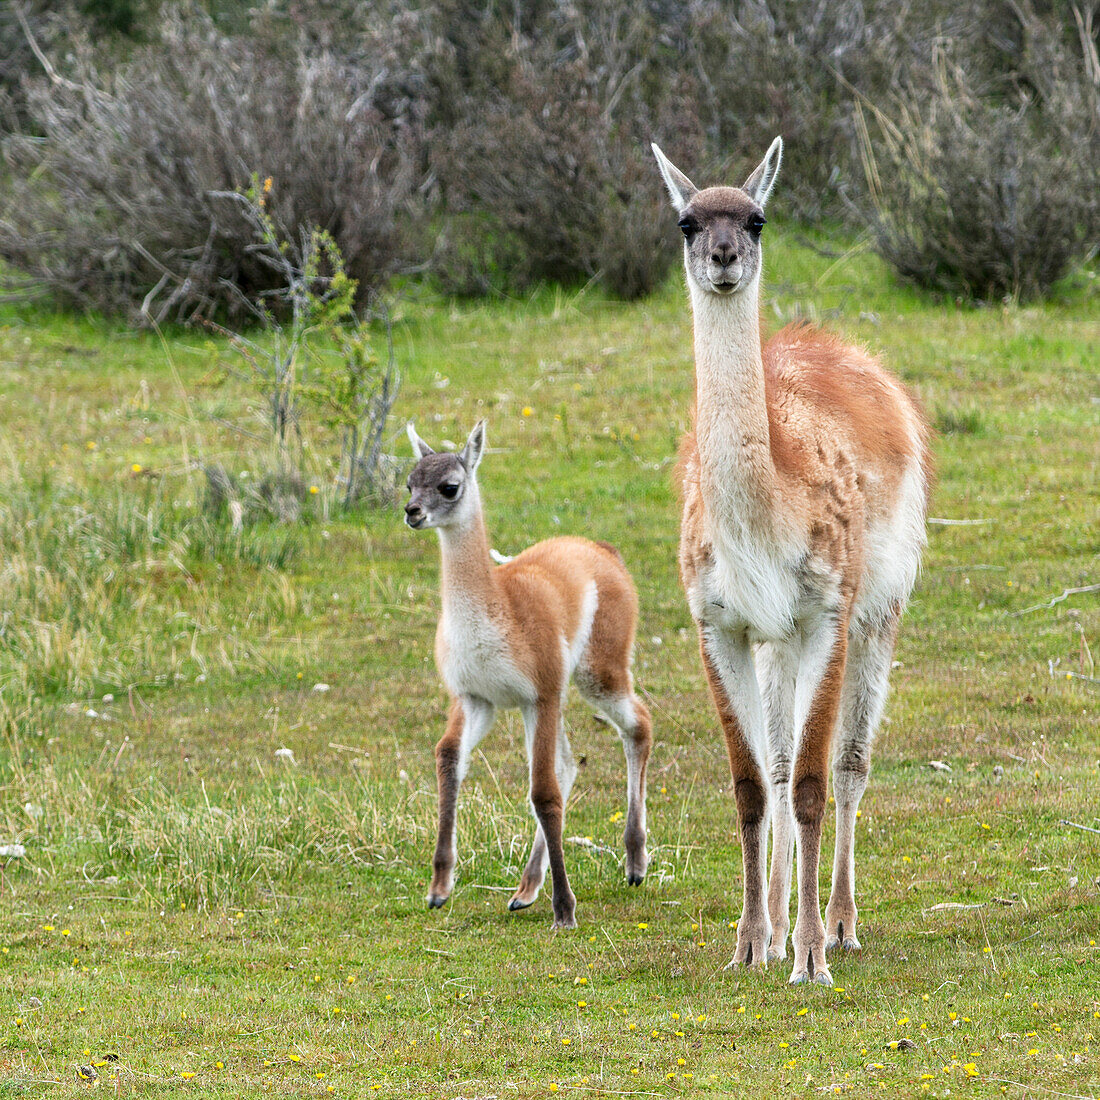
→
(1060, 819, 1100, 836)
(985, 1078, 1097, 1100)
(566, 836, 621, 861)
(927, 517, 994, 526)
(977, 907, 997, 974)
(1011, 583, 1100, 616)
(1064, 671, 1100, 687)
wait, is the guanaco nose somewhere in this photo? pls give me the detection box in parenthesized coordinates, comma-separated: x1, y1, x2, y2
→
(711, 240, 739, 267)
(405, 500, 424, 521)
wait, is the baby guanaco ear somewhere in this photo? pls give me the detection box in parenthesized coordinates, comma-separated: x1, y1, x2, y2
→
(651, 143, 698, 211)
(406, 422, 435, 460)
(742, 136, 783, 209)
(459, 419, 487, 472)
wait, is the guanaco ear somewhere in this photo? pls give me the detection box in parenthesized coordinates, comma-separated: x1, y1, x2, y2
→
(742, 136, 783, 208)
(406, 422, 435, 460)
(459, 419, 487, 473)
(651, 143, 698, 210)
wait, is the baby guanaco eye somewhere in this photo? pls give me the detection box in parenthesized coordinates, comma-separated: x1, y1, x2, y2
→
(678, 218, 695, 239)
(438, 483, 460, 499)
(747, 213, 766, 236)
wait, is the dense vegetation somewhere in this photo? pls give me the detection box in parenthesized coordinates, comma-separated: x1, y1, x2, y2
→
(2, 0, 1098, 314)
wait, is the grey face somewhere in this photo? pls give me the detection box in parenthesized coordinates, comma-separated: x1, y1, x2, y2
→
(651, 137, 781, 298)
(677, 187, 766, 296)
(405, 453, 469, 530)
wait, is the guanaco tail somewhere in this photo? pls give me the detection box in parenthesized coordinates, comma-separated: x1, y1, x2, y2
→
(652, 138, 932, 983)
(404, 420, 653, 928)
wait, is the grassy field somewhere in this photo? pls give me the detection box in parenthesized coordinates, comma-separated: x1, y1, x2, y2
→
(0, 231, 1097, 1099)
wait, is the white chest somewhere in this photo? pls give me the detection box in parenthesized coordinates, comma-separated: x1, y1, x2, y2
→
(437, 598, 534, 707)
(690, 524, 804, 642)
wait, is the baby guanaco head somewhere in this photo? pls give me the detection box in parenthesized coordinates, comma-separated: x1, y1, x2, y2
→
(651, 137, 782, 297)
(404, 420, 487, 530)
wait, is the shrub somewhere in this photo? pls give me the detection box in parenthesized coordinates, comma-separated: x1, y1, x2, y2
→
(3, 0, 1095, 308)
(0, 10, 423, 321)
(427, 1, 704, 298)
(204, 183, 401, 510)
(857, 9, 1100, 301)
(435, 64, 698, 298)
(678, 0, 877, 222)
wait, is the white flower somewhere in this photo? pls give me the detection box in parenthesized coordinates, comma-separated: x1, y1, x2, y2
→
(312, 683, 330, 693)
(275, 748, 297, 765)
(0, 844, 26, 858)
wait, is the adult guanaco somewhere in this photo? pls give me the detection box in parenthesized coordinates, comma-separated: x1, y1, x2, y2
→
(652, 138, 931, 983)
(405, 420, 652, 928)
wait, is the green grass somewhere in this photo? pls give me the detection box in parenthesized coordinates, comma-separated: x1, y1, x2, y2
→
(0, 235, 1097, 1098)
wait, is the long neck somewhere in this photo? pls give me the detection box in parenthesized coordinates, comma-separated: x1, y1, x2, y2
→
(688, 274, 779, 528)
(437, 484, 497, 615)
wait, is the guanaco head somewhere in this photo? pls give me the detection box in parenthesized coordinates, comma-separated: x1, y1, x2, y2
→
(651, 137, 782, 297)
(404, 420, 487, 530)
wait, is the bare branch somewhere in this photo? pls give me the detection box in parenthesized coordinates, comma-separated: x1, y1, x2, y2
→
(15, 3, 85, 92)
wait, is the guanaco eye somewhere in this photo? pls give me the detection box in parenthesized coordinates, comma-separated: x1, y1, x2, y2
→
(678, 218, 696, 239)
(747, 213, 766, 236)
(438, 483, 460, 500)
